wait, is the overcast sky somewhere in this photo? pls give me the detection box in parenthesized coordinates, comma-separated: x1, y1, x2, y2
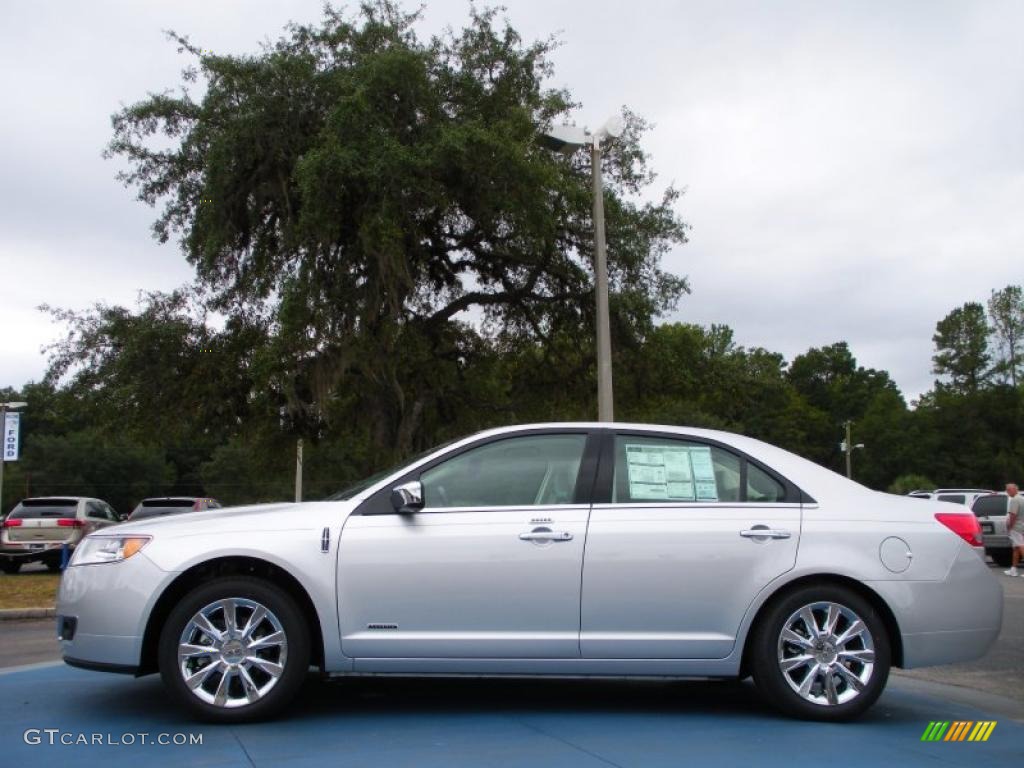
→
(1, 0, 1021, 401)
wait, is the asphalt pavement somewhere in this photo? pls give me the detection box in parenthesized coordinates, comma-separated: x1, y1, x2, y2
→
(0, 664, 1020, 767)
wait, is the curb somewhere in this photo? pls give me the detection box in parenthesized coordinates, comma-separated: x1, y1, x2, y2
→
(0, 607, 55, 620)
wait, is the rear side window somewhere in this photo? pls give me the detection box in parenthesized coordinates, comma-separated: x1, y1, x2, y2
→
(937, 494, 966, 505)
(9, 499, 78, 519)
(747, 464, 785, 502)
(972, 496, 1007, 516)
(142, 499, 195, 508)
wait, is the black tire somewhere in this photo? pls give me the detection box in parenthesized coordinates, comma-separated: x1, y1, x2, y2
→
(0, 559, 21, 574)
(158, 576, 310, 723)
(988, 549, 1013, 568)
(749, 584, 891, 721)
(45, 558, 63, 573)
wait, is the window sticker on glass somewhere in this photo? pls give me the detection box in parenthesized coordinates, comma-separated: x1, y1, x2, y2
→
(626, 444, 691, 500)
(689, 446, 719, 502)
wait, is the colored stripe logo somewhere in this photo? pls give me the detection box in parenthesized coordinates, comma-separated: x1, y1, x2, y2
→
(921, 721, 996, 742)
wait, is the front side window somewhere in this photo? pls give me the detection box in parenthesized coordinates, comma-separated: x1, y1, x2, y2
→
(612, 436, 742, 503)
(420, 434, 587, 508)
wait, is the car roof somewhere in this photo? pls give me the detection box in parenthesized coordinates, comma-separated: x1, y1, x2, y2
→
(17, 496, 93, 502)
(369, 421, 868, 504)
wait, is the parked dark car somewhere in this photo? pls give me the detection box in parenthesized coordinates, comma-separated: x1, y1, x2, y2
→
(127, 497, 222, 522)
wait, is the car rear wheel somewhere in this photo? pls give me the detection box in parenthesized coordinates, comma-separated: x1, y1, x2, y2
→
(158, 576, 310, 722)
(0, 559, 21, 574)
(750, 584, 890, 720)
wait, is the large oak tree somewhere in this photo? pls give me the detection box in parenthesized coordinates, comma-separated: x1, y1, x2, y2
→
(105, 3, 688, 459)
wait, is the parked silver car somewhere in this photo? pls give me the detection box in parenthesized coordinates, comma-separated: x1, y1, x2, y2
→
(56, 423, 1001, 723)
(1, 497, 120, 573)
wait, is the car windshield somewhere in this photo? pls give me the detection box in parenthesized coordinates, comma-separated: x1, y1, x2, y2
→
(9, 499, 78, 519)
(325, 438, 459, 501)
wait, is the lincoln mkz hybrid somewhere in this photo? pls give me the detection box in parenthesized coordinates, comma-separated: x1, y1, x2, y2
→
(56, 423, 1002, 722)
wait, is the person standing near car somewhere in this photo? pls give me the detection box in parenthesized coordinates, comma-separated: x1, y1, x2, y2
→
(1005, 483, 1024, 577)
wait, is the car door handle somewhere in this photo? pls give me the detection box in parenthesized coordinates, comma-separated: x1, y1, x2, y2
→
(519, 530, 573, 542)
(740, 527, 792, 540)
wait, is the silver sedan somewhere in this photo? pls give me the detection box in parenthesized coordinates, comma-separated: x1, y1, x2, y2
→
(56, 423, 1002, 722)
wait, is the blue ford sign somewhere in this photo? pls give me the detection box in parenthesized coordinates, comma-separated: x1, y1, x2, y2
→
(3, 412, 19, 461)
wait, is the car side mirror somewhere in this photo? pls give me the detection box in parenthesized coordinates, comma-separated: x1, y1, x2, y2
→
(390, 481, 424, 514)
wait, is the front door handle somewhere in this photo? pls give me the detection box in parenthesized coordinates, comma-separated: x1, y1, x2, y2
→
(519, 530, 573, 542)
(740, 527, 792, 540)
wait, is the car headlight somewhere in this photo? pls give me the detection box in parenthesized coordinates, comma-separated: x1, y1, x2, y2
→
(70, 535, 151, 566)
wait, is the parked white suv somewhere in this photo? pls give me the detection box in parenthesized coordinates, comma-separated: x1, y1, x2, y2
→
(1, 497, 120, 573)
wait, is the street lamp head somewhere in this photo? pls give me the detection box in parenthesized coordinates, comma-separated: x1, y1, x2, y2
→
(593, 114, 625, 142)
(1, 402, 27, 410)
(540, 114, 624, 154)
(538, 124, 590, 154)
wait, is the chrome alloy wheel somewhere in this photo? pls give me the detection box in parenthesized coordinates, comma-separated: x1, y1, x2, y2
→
(177, 597, 289, 709)
(776, 601, 876, 707)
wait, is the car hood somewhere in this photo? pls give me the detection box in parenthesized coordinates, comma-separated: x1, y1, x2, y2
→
(107, 501, 351, 537)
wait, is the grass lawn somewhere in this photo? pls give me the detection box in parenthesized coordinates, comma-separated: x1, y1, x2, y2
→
(0, 571, 60, 610)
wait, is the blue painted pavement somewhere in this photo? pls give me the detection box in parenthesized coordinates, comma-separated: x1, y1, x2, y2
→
(0, 663, 1020, 767)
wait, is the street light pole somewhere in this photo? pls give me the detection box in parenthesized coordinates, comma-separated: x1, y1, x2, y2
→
(294, 438, 304, 503)
(840, 420, 865, 480)
(845, 420, 852, 479)
(539, 116, 623, 422)
(591, 140, 614, 422)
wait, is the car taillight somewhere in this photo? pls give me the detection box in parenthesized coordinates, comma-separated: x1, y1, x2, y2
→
(2, 518, 21, 527)
(56, 518, 84, 528)
(935, 512, 983, 547)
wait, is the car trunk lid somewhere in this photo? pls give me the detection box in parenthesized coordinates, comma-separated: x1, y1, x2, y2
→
(4, 499, 81, 542)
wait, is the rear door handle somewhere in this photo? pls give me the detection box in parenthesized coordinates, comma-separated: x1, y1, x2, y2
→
(519, 530, 573, 542)
(740, 527, 791, 540)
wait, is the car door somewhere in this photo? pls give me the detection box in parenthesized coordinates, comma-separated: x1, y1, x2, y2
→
(580, 431, 802, 659)
(338, 430, 598, 659)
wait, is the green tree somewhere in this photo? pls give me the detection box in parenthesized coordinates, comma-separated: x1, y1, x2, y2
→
(932, 302, 991, 393)
(104, 3, 688, 462)
(887, 474, 936, 495)
(786, 342, 900, 471)
(18, 431, 174, 515)
(987, 285, 1024, 388)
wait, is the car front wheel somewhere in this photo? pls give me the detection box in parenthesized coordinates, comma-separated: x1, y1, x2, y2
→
(750, 585, 891, 720)
(158, 576, 310, 722)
